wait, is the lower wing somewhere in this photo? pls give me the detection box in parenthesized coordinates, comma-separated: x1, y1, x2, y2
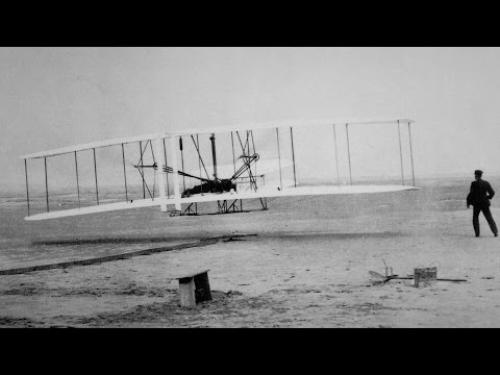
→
(25, 184, 417, 221)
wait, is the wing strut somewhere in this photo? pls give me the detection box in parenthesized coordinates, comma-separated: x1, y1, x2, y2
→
(190, 134, 210, 180)
(121, 143, 128, 202)
(44, 156, 49, 212)
(74, 151, 81, 208)
(195, 135, 203, 194)
(245, 130, 250, 156)
(209, 133, 218, 180)
(139, 141, 146, 199)
(135, 164, 154, 199)
(150, 140, 156, 165)
(239, 131, 249, 157)
(235, 131, 258, 191)
(290, 127, 297, 188)
(24, 158, 30, 216)
(345, 123, 352, 185)
(192, 134, 205, 194)
(276, 127, 283, 190)
(168, 136, 181, 211)
(151, 141, 156, 199)
(93, 148, 99, 205)
(230, 131, 236, 174)
(162, 138, 170, 197)
(397, 120, 405, 185)
(134, 140, 156, 200)
(250, 130, 257, 177)
(408, 121, 416, 186)
(180, 136, 186, 191)
(153, 138, 166, 210)
(332, 124, 340, 184)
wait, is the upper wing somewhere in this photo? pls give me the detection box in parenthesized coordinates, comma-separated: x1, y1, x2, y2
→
(21, 132, 167, 160)
(168, 118, 415, 137)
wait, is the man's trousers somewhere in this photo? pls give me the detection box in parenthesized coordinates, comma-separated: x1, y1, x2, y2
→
(473, 205, 498, 236)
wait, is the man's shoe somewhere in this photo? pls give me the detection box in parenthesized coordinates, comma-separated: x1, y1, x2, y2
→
(495, 233, 498, 237)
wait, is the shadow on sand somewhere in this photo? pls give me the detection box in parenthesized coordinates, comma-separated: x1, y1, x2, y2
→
(30, 233, 258, 246)
(252, 231, 404, 240)
(31, 237, 194, 246)
(31, 231, 401, 246)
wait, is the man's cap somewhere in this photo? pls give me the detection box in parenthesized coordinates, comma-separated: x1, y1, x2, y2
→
(474, 169, 483, 176)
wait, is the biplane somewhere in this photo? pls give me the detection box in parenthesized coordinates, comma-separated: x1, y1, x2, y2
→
(21, 119, 418, 221)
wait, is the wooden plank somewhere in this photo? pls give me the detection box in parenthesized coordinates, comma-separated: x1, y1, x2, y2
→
(194, 271, 212, 303)
(177, 270, 212, 306)
(174, 269, 210, 280)
(178, 278, 196, 308)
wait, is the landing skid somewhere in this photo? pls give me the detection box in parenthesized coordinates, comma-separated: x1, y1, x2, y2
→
(217, 198, 268, 214)
(183, 202, 199, 216)
(172, 198, 269, 216)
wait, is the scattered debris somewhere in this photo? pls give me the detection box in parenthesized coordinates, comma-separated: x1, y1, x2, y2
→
(225, 290, 243, 296)
(369, 265, 467, 286)
(382, 259, 393, 278)
(409, 275, 467, 283)
(369, 270, 404, 284)
(414, 267, 437, 287)
(169, 210, 182, 217)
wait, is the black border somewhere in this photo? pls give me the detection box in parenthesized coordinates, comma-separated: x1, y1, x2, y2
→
(2, 5, 500, 46)
(0, 327, 497, 366)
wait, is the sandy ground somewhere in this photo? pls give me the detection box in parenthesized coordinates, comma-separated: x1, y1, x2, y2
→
(1, 184, 500, 327)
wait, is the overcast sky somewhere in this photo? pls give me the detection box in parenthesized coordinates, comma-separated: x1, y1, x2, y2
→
(2, 47, 500, 192)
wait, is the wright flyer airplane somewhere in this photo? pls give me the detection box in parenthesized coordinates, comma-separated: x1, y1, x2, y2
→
(21, 119, 418, 221)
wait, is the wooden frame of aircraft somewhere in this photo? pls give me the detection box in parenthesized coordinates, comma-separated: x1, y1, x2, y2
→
(21, 119, 417, 221)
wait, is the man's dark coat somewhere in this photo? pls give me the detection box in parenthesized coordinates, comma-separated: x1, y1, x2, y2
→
(467, 179, 495, 207)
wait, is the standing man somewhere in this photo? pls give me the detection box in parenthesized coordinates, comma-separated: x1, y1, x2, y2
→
(467, 170, 498, 237)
